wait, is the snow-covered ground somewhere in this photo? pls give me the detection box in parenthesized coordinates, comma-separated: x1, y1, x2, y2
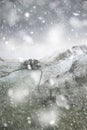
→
(0, 45, 87, 130)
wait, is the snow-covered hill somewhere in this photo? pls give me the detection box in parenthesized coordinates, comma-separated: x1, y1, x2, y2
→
(0, 45, 87, 130)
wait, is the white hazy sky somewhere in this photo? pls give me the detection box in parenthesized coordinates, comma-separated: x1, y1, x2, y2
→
(0, 0, 87, 61)
(0, 24, 87, 61)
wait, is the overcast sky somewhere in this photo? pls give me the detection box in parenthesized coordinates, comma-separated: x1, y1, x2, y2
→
(0, 0, 87, 60)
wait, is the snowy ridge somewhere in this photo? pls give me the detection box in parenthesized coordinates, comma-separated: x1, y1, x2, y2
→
(54, 45, 87, 62)
(41, 45, 87, 83)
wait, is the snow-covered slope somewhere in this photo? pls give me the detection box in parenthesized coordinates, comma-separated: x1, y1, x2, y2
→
(0, 45, 87, 130)
(41, 45, 87, 82)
